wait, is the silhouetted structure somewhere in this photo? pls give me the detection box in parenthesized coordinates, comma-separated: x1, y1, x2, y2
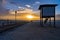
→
(39, 4, 57, 27)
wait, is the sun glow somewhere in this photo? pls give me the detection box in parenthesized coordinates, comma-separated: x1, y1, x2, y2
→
(26, 15, 33, 19)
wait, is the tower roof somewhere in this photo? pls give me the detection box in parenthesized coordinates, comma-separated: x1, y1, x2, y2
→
(38, 4, 57, 10)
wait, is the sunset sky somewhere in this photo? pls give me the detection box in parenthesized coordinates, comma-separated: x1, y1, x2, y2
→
(4, 0, 60, 14)
(0, 0, 60, 20)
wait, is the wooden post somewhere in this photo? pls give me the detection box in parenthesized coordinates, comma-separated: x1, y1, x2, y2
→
(49, 17, 51, 27)
(54, 7, 56, 28)
(15, 11, 17, 23)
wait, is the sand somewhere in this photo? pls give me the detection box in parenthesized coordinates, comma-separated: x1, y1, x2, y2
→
(0, 21, 60, 40)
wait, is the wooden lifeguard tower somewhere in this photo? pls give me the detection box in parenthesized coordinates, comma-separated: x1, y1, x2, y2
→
(38, 4, 57, 27)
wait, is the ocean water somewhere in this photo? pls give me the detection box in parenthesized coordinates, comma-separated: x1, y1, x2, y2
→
(0, 20, 60, 27)
(0, 20, 16, 27)
(33, 20, 60, 27)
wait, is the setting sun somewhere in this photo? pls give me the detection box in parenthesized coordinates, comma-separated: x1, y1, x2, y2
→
(26, 15, 33, 19)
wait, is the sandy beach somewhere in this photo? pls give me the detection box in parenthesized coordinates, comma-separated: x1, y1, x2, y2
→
(0, 20, 60, 40)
